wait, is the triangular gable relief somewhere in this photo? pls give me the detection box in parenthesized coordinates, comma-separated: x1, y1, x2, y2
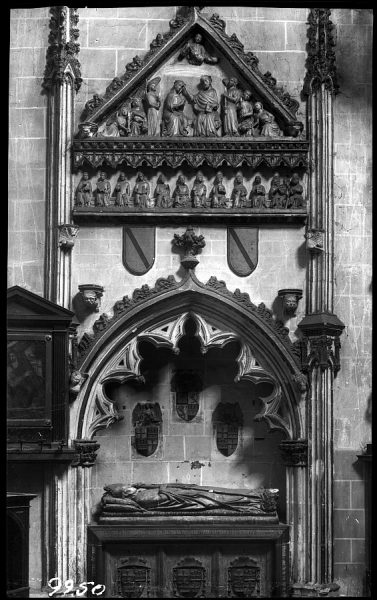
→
(7, 286, 74, 321)
(79, 8, 303, 138)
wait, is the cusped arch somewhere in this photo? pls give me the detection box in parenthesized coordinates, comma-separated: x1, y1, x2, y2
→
(72, 272, 306, 441)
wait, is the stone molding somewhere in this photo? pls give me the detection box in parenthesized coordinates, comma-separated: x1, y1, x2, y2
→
(279, 439, 308, 467)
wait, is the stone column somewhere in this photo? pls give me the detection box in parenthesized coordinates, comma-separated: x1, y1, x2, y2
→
(300, 9, 345, 589)
(43, 7, 82, 308)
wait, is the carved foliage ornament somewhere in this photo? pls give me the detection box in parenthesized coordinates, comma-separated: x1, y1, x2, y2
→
(43, 7, 82, 91)
(72, 439, 100, 467)
(172, 226, 206, 269)
(304, 8, 339, 95)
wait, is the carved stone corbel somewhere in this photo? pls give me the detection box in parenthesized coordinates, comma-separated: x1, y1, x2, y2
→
(69, 370, 88, 402)
(279, 439, 308, 467)
(278, 289, 303, 316)
(298, 312, 345, 374)
(58, 224, 79, 250)
(305, 228, 325, 253)
(72, 439, 100, 467)
(78, 284, 104, 312)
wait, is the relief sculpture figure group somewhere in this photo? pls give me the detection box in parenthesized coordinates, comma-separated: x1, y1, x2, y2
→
(75, 171, 305, 210)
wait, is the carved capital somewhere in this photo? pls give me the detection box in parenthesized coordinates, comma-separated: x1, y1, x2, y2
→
(43, 7, 82, 92)
(278, 289, 303, 316)
(279, 439, 308, 467)
(298, 312, 345, 374)
(304, 8, 339, 95)
(173, 226, 206, 269)
(306, 228, 325, 253)
(78, 284, 104, 313)
(58, 224, 79, 250)
(72, 439, 100, 467)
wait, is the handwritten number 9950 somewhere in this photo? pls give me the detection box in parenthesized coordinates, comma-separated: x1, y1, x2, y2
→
(48, 578, 105, 596)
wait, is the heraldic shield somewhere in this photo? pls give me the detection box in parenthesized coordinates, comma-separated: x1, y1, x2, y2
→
(227, 227, 259, 277)
(228, 557, 260, 598)
(132, 402, 162, 457)
(123, 226, 156, 275)
(171, 370, 203, 422)
(116, 557, 150, 598)
(173, 557, 206, 598)
(213, 402, 243, 457)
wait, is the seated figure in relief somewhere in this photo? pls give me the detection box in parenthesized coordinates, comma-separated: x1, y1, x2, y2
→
(161, 80, 191, 137)
(75, 172, 93, 206)
(289, 173, 304, 208)
(99, 103, 130, 137)
(172, 175, 190, 208)
(95, 172, 111, 207)
(132, 172, 150, 208)
(253, 102, 282, 138)
(128, 98, 148, 137)
(178, 32, 218, 66)
(238, 90, 255, 137)
(222, 77, 242, 136)
(268, 173, 281, 208)
(114, 173, 131, 207)
(209, 171, 228, 208)
(185, 75, 221, 138)
(231, 173, 248, 208)
(191, 171, 207, 208)
(277, 177, 290, 208)
(250, 176, 266, 209)
(100, 482, 279, 517)
(154, 174, 171, 208)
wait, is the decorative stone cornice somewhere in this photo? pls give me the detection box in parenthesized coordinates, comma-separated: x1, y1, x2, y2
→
(43, 7, 82, 92)
(72, 439, 100, 467)
(279, 439, 308, 467)
(304, 8, 339, 95)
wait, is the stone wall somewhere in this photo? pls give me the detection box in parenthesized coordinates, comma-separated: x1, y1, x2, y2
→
(8, 6, 373, 597)
(331, 8, 372, 596)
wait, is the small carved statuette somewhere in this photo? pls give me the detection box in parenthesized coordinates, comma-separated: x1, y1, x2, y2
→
(222, 77, 242, 136)
(276, 177, 290, 209)
(173, 225, 206, 270)
(128, 97, 148, 136)
(78, 284, 104, 313)
(306, 228, 324, 253)
(238, 90, 255, 137)
(95, 172, 111, 207)
(145, 77, 161, 136)
(114, 173, 131, 207)
(154, 173, 171, 208)
(100, 103, 130, 137)
(162, 80, 191, 137)
(172, 175, 190, 208)
(132, 172, 150, 208)
(69, 369, 87, 401)
(75, 172, 93, 206)
(72, 439, 100, 468)
(253, 101, 282, 137)
(268, 172, 281, 208)
(191, 170, 207, 208)
(210, 171, 228, 208)
(178, 32, 218, 65)
(231, 173, 248, 208)
(289, 172, 305, 208)
(58, 224, 79, 250)
(185, 75, 221, 137)
(278, 289, 303, 316)
(250, 176, 266, 208)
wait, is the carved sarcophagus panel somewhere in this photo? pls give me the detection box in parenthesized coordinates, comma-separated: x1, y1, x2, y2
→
(172, 557, 206, 598)
(116, 557, 151, 598)
(228, 556, 261, 597)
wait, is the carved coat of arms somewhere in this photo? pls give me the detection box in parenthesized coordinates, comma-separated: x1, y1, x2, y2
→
(228, 557, 260, 597)
(123, 225, 156, 275)
(171, 370, 202, 422)
(173, 557, 206, 598)
(132, 402, 162, 456)
(116, 558, 150, 598)
(213, 402, 243, 457)
(227, 227, 259, 276)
